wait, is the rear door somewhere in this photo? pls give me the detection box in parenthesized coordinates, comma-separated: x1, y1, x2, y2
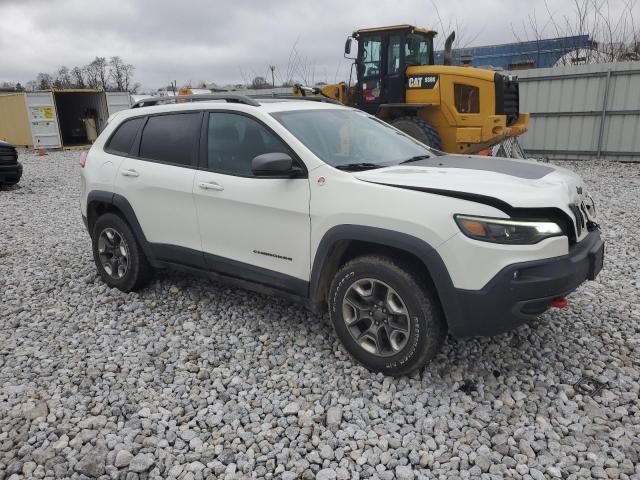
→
(25, 92, 62, 148)
(193, 111, 311, 293)
(113, 112, 204, 267)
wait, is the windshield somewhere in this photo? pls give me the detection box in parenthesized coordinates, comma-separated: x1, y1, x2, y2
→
(271, 109, 433, 169)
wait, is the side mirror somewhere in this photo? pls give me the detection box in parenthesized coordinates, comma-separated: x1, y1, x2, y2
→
(344, 37, 352, 55)
(252, 152, 294, 177)
(344, 37, 356, 59)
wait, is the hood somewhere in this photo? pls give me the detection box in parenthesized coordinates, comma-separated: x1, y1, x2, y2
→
(354, 155, 586, 211)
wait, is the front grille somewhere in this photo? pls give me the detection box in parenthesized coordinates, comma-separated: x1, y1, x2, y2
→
(494, 74, 520, 126)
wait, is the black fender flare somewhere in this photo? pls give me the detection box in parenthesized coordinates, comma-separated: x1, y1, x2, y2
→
(86, 190, 157, 265)
(309, 225, 464, 333)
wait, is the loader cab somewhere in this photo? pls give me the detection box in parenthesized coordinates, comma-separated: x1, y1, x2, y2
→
(347, 25, 436, 114)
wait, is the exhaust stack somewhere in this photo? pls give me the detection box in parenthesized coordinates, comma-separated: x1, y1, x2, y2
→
(443, 31, 456, 65)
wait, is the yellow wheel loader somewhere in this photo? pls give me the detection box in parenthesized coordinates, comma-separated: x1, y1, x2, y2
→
(293, 25, 529, 154)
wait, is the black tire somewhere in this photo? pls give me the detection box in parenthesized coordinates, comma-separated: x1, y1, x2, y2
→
(0, 155, 18, 165)
(328, 255, 446, 376)
(91, 213, 153, 292)
(391, 116, 442, 150)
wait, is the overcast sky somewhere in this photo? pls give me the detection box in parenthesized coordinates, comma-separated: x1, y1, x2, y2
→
(0, 0, 633, 91)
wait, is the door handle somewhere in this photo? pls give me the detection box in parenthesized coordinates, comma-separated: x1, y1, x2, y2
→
(121, 169, 139, 178)
(198, 181, 224, 191)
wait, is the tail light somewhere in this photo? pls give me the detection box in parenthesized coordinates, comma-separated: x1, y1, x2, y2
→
(79, 151, 88, 168)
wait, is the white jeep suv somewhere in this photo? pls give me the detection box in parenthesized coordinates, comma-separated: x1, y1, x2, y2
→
(80, 95, 604, 376)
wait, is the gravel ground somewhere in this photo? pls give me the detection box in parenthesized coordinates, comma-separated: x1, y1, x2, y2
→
(0, 150, 638, 480)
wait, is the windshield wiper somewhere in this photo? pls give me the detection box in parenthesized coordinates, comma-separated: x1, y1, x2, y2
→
(334, 163, 382, 171)
(399, 154, 431, 164)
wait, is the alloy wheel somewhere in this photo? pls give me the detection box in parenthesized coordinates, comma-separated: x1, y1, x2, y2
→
(97, 228, 129, 279)
(342, 278, 411, 357)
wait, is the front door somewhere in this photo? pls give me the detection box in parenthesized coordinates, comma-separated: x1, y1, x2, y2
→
(193, 112, 311, 295)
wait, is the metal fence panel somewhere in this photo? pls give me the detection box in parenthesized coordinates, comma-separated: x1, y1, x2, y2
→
(516, 61, 640, 161)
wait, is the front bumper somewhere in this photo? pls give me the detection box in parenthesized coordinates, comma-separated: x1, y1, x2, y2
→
(0, 162, 23, 185)
(448, 229, 604, 337)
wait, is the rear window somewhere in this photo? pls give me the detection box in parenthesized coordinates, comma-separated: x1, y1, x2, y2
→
(105, 117, 144, 155)
(138, 113, 201, 166)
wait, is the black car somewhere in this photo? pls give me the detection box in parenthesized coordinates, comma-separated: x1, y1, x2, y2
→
(0, 140, 22, 186)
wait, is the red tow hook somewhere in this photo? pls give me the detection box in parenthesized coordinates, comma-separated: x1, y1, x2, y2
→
(550, 297, 568, 309)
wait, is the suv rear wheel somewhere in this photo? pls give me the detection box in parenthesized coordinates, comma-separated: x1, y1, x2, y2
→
(91, 213, 153, 292)
(328, 255, 445, 376)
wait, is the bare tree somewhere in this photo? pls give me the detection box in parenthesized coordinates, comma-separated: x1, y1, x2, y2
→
(250, 76, 271, 89)
(83, 64, 98, 89)
(71, 67, 85, 88)
(283, 40, 317, 85)
(85, 57, 109, 89)
(36, 73, 52, 90)
(24, 55, 137, 92)
(54, 66, 72, 88)
(109, 56, 135, 91)
(427, 0, 481, 51)
(84, 59, 102, 88)
(511, 0, 639, 65)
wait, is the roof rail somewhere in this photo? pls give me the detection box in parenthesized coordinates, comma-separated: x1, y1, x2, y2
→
(251, 95, 342, 105)
(131, 94, 260, 109)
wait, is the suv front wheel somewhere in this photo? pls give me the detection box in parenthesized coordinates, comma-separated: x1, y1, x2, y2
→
(91, 213, 153, 292)
(328, 256, 445, 376)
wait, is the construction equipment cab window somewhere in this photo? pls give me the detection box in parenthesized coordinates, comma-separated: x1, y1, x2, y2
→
(454, 84, 480, 113)
(404, 34, 431, 66)
(388, 35, 430, 73)
(355, 27, 435, 112)
(362, 37, 382, 77)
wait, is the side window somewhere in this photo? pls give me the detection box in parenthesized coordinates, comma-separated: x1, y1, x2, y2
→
(362, 37, 382, 77)
(388, 35, 402, 74)
(105, 117, 144, 155)
(138, 113, 200, 166)
(207, 113, 290, 176)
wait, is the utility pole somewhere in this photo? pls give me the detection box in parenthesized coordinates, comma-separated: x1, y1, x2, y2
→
(269, 65, 276, 88)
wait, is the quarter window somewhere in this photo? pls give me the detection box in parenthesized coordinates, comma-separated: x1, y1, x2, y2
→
(138, 113, 200, 166)
(207, 113, 290, 176)
(105, 117, 144, 155)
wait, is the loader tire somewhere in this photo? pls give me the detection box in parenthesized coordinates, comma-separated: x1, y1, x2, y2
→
(391, 116, 442, 150)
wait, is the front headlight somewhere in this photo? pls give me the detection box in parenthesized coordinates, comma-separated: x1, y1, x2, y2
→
(454, 215, 563, 244)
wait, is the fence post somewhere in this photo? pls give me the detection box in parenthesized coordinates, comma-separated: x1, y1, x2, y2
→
(596, 69, 612, 158)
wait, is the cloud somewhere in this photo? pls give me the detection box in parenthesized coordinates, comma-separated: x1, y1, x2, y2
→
(0, 0, 633, 90)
